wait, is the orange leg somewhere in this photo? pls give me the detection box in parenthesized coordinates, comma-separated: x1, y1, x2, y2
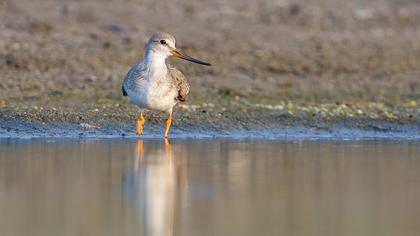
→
(164, 113, 172, 138)
(136, 112, 145, 135)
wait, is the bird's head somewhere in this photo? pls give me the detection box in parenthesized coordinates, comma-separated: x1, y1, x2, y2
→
(145, 32, 211, 66)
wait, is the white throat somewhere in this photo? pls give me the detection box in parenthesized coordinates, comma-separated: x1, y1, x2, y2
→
(143, 51, 169, 76)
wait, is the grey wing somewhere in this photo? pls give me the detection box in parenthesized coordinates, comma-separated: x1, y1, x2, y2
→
(169, 66, 190, 102)
(122, 63, 146, 96)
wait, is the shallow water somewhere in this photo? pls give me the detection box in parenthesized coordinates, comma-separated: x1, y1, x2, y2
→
(0, 139, 419, 236)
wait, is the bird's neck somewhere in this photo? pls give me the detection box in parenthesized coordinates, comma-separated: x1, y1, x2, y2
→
(143, 51, 168, 76)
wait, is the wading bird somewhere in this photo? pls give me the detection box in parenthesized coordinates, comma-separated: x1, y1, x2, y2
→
(122, 32, 211, 138)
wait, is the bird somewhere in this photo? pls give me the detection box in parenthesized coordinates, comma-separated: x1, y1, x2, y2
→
(122, 32, 211, 138)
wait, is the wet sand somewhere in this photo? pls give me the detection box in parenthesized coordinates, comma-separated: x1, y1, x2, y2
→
(1, 117, 419, 140)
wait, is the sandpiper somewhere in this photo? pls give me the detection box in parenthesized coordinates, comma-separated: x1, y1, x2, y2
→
(122, 32, 211, 138)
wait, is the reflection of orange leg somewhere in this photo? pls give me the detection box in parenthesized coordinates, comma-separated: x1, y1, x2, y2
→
(164, 113, 172, 139)
(164, 139, 171, 160)
(136, 140, 144, 164)
(136, 112, 145, 135)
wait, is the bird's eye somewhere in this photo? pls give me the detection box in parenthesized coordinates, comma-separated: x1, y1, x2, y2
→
(160, 40, 166, 45)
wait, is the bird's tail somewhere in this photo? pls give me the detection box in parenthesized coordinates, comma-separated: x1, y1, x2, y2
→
(122, 86, 128, 96)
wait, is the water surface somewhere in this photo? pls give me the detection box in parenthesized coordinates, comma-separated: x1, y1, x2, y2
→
(0, 139, 419, 236)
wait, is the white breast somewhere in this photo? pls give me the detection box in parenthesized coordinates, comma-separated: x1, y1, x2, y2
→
(128, 75, 178, 113)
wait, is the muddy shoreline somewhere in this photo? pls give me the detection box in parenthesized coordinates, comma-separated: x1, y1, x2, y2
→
(1, 96, 419, 139)
(1, 107, 419, 139)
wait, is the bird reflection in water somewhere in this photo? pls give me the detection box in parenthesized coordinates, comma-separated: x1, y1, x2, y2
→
(123, 139, 186, 236)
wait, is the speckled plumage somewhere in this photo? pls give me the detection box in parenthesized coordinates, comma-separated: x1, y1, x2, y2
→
(168, 65, 189, 102)
(123, 63, 189, 102)
(122, 63, 188, 113)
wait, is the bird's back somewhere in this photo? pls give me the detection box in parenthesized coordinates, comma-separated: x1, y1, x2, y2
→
(168, 65, 190, 102)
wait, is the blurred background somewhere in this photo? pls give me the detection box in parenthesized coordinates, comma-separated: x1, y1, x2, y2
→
(1, 2, 420, 234)
(0, 0, 419, 121)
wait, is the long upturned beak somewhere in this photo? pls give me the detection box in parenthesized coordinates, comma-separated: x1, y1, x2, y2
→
(170, 47, 211, 66)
